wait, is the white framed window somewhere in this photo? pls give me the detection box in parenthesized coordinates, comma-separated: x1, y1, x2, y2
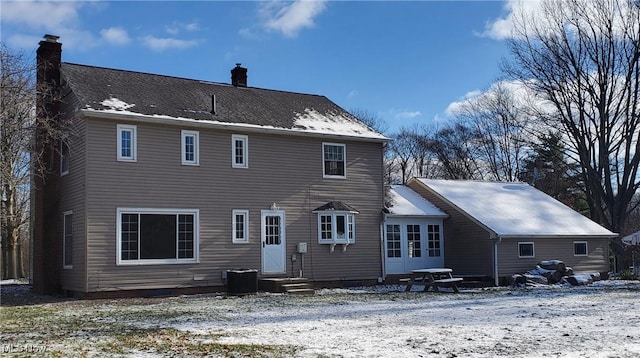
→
(574, 241, 588, 256)
(232, 209, 249, 243)
(317, 212, 355, 244)
(518, 242, 535, 258)
(322, 143, 346, 178)
(60, 141, 70, 176)
(63, 211, 73, 269)
(181, 130, 200, 165)
(117, 124, 137, 162)
(232, 134, 248, 168)
(116, 208, 199, 265)
(427, 224, 441, 257)
(386, 224, 401, 258)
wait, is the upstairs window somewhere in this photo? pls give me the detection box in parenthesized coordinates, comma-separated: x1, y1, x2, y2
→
(232, 134, 248, 168)
(323, 143, 346, 178)
(60, 141, 70, 176)
(181, 130, 200, 165)
(117, 124, 137, 162)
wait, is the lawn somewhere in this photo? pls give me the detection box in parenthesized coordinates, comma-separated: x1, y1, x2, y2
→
(1, 281, 639, 357)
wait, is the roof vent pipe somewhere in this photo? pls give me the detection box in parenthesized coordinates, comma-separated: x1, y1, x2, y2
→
(211, 94, 216, 114)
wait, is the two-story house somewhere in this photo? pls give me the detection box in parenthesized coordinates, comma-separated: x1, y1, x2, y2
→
(32, 35, 388, 297)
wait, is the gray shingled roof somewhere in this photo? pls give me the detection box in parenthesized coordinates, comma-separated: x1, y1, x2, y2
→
(60, 63, 386, 140)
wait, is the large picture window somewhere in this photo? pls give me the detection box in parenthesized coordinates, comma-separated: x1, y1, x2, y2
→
(323, 143, 346, 178)
(117, 124, 137, 162)
(117, 208, 199, 265)
(317, 212, 355, 244)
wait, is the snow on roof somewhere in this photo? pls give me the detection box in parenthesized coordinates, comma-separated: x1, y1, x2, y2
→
(415, 179, 617, 238)
(293, 108, 385, 139)
(386, 185, 448, 217)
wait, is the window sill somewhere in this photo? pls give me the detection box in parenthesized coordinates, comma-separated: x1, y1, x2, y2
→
(117, 259, 199, 266)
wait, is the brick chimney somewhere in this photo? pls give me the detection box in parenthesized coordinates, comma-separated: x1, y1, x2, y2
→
(231, 63, 247, 87)
(32, 34, 63, 294)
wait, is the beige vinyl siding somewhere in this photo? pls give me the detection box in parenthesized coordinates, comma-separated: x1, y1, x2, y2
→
(497, 237, 609, 276)
(84, 117, 384, 292)
(58, 99, 87, 292)
(407, 181, 494, 277)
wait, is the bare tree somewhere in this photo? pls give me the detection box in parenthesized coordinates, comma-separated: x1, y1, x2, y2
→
(504, 0, 640, 232)
(451, 81, 531, 182)
(1, 45, 35, 279)
(428, 123, 484, 180)
(389, 127, 419, 184)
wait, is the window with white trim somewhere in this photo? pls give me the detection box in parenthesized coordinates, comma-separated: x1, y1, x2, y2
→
(232, 134, 248, 168)
(181, 130, 200, 165)
(60, 141, 70, 176)
(427, 224, 441, 257)
(317, 212, 355, 244)
(518, 242, 535, 258)
(574, 241, 588, 256)
(232, 209, 249, 243)
(63, 211, 73, 268)
(407, 224, 421, 258)
(386, 224, 401, 258)
(117, 208, 199, 265)
(117, 124, 137, 162)
(323, 143, 346, 178)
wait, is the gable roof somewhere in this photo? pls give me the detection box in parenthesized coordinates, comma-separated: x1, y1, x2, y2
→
(312, 201, 359, 213)
(412, 178, 617, 238)
(385, 185, 448, 218)
(60, 63, 387, 141)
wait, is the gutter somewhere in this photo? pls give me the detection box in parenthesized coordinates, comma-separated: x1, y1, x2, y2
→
(492, 234, 501, 287)
(80, 109, 390, 143)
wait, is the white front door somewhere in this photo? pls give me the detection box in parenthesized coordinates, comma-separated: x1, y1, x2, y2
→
(261, 210, 286, 274)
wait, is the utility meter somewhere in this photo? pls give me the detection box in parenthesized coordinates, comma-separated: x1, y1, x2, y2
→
(297, 242, 308, 254)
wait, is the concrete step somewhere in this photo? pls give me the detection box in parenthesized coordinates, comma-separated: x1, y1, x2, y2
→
(286, 288, 315, 295)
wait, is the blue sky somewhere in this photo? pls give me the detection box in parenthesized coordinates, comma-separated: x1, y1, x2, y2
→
(1, 0, 518, 133)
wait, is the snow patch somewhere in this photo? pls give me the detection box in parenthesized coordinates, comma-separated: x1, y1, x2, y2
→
(99, 98, 135, 111)
(293, 108, 386, 139)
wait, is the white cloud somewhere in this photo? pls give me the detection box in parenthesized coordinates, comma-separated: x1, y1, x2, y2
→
(141, 36, 199, 51)
(388, 109, 422, 120)
(166, 21, 200, 35)
(445, 90, 482, 116)
(477, 0, 542, 40)
(0, 0, 99, 50)
(1, 0, 82, 29)
(260, 0, 327, 37)
(101, 27, 131, 45)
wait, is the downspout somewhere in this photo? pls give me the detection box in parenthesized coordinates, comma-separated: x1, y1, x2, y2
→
(492, 234, 501, 286)
(379, 216, 386, 283)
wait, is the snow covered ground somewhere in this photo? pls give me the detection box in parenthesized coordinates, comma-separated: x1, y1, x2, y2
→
(2, 281, 640, 357)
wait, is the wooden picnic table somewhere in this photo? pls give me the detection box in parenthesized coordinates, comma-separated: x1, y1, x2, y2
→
(401, 268, 463, 293)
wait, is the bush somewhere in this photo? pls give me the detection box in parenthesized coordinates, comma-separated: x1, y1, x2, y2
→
(618, 270, 639, 280)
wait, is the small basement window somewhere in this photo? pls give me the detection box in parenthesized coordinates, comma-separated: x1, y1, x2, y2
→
(518, 242, 535, 258)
